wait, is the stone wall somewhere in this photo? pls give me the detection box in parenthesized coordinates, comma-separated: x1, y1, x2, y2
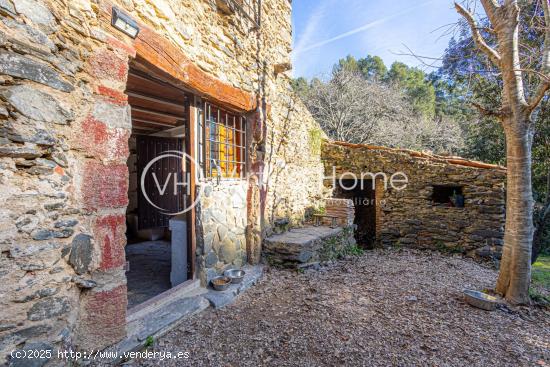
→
(325, 198, 355, 227)
(0, 0, 326, 361)
(197, 181, 247, 285)
(0, 0, 134, 359)
(263, 92, 328, 228)
(322, 142, 507, 260)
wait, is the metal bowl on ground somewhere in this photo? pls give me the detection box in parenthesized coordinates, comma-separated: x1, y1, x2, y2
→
(225, 269, 246, 284)
(463, 290, 498, 311)
(211, 276, 231, 291)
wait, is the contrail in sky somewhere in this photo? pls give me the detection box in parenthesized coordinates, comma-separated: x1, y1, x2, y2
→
(293, 1, 330, 56)
(294, 0, 438, 55)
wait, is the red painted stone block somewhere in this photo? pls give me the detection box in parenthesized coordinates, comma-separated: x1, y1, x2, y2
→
(96, 85, 128, 105)
(94, 214, 126, 270)
(77, 284, 127, 349)
(107, 35, 137, 58)
(82, 162, 128, 210)
(54, 166, 64, 175)
(89, 49, 128, 82)
(82, 116, 108, 146)
(79, 116, 130, 162)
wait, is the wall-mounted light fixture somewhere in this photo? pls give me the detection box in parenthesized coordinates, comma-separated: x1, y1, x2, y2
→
(111, 7, 140, 39)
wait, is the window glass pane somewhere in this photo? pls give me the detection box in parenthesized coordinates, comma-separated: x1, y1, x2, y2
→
(200, 102, 246, 179)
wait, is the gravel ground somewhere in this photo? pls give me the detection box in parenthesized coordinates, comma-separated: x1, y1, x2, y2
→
(133, 249, 550, 367)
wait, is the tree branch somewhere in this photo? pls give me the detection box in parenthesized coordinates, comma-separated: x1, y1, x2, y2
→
(528, 0, 550, 111)
(481, 0, 500, 11)
(454, 2, 502, 66)
(529, 81, 550, 111)
(472, 101, 503, 118)
(479, 0, 501, 27)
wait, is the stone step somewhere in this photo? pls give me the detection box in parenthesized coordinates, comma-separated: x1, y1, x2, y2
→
(263, 225, 355, 267)
(106, 294, 210, 363)
(130, 295, 209, 343)
(96, 280, 208, 364)
(88, 267, 265, 364)
(204, 265, 264, 309)
(126, 279, 204, 323)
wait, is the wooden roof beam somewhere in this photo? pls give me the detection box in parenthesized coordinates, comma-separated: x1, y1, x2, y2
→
(126, 91, 185, 110)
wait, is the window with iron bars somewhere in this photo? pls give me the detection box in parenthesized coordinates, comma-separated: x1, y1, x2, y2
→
(198, 102, 247, 179)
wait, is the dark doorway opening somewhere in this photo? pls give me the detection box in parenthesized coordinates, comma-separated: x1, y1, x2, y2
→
(334, 179, 376, 248)
(125, 58, 192, 309)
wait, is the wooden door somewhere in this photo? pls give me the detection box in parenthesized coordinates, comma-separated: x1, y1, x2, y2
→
(136, 136, 185, 230)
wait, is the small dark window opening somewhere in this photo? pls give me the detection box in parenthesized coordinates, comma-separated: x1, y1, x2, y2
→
(432, 185, 465, 208)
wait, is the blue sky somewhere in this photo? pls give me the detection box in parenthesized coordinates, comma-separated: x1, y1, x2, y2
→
(292, 0, 462, 79)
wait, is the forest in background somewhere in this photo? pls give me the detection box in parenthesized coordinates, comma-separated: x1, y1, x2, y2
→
(292, 1, 549, 255)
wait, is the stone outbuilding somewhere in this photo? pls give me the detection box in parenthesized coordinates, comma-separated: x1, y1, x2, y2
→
(322, 141, 506, 259)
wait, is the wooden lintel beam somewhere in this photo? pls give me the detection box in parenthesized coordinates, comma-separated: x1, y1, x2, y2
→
(98, 1, 258, 112)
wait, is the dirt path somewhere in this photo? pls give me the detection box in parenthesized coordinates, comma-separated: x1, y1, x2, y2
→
(133, 250, 550, 367)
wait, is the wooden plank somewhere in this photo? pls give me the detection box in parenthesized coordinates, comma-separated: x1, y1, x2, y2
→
(132, 129, 157, 135)
(126, 71, 187, 105)
(127, 91, 185, 110)
(186, 95, 198, 280)
(132, 119, 174, 132)
(131, 106, 184, 121)
(129, 98, 183, 120)
(129, 125, 156, 131)
(132, 119, 173, 128)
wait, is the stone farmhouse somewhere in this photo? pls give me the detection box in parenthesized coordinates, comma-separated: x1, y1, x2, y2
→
(0, 0, 506, 362)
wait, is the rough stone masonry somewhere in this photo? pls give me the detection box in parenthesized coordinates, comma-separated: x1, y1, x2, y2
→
(322, 142, 507, 260)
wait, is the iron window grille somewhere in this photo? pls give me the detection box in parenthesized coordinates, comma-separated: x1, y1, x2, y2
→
(198, 102, 247, 179)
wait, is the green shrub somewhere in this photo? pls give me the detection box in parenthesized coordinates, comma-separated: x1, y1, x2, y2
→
(531, 255, 550, 304)
(144, 336, 154, 348)
(344, 245, 364, 257)
(308, 128, 323, 155)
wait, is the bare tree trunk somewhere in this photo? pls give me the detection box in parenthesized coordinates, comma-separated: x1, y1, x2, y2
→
(455, 0, 550, 304)
(496, 120, 534, 304)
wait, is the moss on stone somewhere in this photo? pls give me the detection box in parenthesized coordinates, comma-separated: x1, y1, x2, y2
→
(308, 128, 323, 155)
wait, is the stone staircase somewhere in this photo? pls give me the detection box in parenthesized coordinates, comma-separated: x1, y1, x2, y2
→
(263, 226, 356, 268)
